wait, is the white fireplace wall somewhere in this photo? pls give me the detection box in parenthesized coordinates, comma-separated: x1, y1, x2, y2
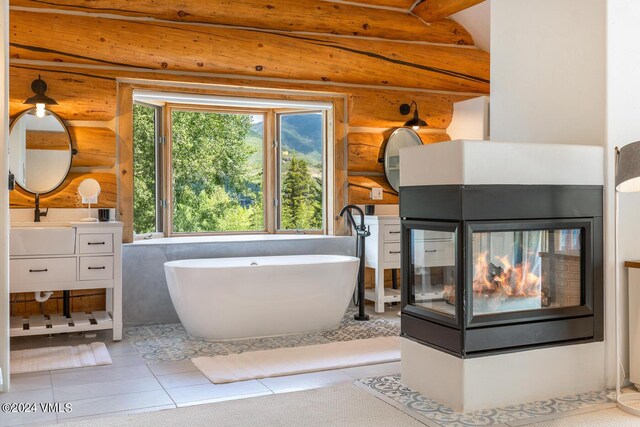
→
(607, 0, 640, 389)
(491, 0, 640, 388)
(491, 0, 607, 147)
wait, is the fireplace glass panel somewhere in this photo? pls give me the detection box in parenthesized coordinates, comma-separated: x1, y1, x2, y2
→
(409, 229, 457, 317)
(472, 228, 582, 316)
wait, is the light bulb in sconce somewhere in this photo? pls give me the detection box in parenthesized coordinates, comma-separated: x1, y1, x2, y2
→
(412, 125, 420, 131)
(35, 103, 46, 118)
(23, 75, 58, 117)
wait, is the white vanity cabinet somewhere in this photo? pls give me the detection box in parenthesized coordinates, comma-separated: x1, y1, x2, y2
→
(9, 222, 123, 340)
(364, 215, 402, 313)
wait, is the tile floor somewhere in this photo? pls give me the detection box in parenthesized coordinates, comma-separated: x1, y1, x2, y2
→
(3, 305, 402, 426)
(124, 306, 401, 362)
(356, 374, 617, 427)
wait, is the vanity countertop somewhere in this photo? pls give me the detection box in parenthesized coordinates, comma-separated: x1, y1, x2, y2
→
(11, 221, 123, 228)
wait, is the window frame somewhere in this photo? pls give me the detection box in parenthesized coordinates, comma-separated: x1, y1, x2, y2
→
(275, 109, 327, 234)
(132, 101, 164, 238)
(137, 103, 328, 237)
(165, 104, 270, 236)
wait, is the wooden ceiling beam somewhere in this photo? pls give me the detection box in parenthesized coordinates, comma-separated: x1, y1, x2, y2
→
(413, 0, 485, 22)
(10, 0, 473, 45)
(335, 0, 417, 9)
(9, 11, 490, 94)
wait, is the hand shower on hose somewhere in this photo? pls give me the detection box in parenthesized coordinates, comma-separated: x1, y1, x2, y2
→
(339, 204, 370, 321)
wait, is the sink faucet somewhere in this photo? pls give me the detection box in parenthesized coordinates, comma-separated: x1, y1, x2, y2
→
(34, 193, 48, 223)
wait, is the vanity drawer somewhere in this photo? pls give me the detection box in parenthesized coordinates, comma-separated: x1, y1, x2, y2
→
(382, 224, 402, 242)
(79, 256, 114, 281)
(414, 241, 455, 267)
(384, 243, 401, 263)
(10, 258, 77, 291)
(79, 234, 113, 254)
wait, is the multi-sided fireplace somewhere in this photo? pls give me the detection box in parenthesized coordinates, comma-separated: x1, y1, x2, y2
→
(400, 184, 604, 357)
(397, 140, 606, 411)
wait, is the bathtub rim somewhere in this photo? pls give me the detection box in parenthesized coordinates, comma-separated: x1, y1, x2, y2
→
(164, 254, 360, 270)
(128, 234, 349, 246)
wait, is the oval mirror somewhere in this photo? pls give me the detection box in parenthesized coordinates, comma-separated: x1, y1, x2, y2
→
(383, 128, 423, 192)
(9, 108, 73, 194)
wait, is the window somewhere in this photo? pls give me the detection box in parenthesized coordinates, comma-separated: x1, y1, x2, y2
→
(132, 96, 330, 237)
(277, 112, 324, 231)
(170, 109, 264, 233)
(132, 103, 163, 235)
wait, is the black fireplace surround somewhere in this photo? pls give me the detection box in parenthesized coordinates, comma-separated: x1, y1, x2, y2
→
(400, 185, 603, 358)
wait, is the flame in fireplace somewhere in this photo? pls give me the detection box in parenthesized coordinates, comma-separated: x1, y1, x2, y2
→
(472, 252, 541, 297)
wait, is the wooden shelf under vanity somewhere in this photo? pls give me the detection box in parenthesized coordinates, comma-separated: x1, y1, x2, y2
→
(10, 310, 114, 337)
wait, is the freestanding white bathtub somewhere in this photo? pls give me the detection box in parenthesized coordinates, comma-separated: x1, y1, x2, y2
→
(164, 255, 359, 340)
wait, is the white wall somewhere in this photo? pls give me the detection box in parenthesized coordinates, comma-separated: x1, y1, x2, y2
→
(451, 0, 491, 52)
(446, 96, 490, 141)
(490, 0, 615, 386)
(0, 0, 10, 392)
(607, 0, 640, 387)
(491, 0, 607, 146)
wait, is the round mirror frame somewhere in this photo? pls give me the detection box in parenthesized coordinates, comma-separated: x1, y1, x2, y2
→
(9, 107, 74, 195)
(383, 128, 423, 192)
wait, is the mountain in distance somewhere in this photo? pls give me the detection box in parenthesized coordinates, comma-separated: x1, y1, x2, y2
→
(249, 113, 322, 163)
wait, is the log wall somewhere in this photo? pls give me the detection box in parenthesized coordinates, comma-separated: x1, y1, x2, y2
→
(8, 0, 489, 315)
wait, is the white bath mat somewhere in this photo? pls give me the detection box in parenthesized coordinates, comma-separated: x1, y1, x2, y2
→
(192, 336, 400, 384)
(10, 342, 112, 374)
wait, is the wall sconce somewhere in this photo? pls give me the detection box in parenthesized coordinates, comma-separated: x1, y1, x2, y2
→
(23, 75, 57, 118)
(399, 101, 427, 130)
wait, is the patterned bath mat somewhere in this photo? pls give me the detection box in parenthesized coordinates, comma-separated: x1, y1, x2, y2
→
(355, 374, 615, 427)
(125, 308, 399, 362)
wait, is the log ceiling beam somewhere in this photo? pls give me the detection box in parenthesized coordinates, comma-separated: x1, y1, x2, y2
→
(9, 64, 116, 121)
(10, 0, 473, 45)
(413, 0, 485, 22)
(9, 11, 490, 94)
(340, 0, 417, 9)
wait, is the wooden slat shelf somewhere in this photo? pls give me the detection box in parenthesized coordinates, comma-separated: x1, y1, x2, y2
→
(10, 311, 113, 337)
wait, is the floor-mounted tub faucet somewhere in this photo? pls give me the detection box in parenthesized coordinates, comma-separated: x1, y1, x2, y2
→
(340, 204, 370, 321)
(34, 193, 48, 223)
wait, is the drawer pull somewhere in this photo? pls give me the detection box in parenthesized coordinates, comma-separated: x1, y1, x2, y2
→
(425, 250, 437, 253)
(389, 251, 401, 254)
(388, 231, 401, 234)
(88, 266, 106, 270)
(29, 268, 48, 273)
(87, 242, 106, 246)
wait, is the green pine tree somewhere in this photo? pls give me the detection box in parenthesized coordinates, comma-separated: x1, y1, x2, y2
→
(281, 156, 321, 230)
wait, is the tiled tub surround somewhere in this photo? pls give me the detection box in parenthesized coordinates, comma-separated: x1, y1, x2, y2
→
(124, 307, 400, 362)
(122, 234, 355, 326)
